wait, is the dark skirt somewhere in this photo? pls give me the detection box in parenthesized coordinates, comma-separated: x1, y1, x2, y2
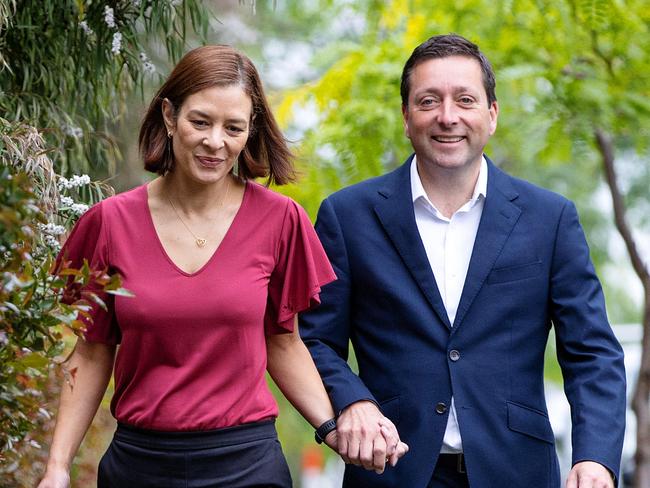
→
(97, 420, 292, 488)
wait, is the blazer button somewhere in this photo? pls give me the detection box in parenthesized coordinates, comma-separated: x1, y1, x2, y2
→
(435, 402, 447, 414)
(449, 349, 461, 362)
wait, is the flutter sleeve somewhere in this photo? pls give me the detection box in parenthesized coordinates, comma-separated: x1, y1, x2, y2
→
(56, 202, 121, 344)
(264, 200, 337, 335)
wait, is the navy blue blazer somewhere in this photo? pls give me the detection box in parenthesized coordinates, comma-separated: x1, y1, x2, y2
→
(300, 156, 626, 487)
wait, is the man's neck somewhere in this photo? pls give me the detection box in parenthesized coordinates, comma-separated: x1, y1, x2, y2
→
(416, 158, 482, 219)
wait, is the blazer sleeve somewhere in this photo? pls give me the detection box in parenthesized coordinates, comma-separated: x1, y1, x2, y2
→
(550, 200, 626, 482)
(299, 197, 378, 414)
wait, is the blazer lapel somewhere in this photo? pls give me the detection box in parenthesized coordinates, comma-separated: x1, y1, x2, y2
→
(453, 160, 521, 330)
(373, 156, 452, 330)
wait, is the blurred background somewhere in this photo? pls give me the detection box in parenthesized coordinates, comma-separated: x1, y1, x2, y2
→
(1, 0, 648, 486)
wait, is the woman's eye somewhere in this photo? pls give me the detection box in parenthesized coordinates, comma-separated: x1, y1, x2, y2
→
(191, 120, 208, 127)
(228, 126, 245, 133)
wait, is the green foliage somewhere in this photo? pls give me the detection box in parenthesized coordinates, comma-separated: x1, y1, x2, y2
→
(0, 1, 212, 481)
(279, 0, 649, 287)
(0, 162, 119, 470)
(0, 0, 210, 175)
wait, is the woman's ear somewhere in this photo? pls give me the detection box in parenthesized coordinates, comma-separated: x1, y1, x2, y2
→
(161, 98, 176, 136)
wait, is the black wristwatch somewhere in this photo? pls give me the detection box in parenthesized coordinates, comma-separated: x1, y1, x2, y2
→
(314, 417, 337, 444)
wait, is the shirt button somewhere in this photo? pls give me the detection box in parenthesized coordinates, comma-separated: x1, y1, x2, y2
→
(449, 349, 461, 362)
(435, 402, 448, 414)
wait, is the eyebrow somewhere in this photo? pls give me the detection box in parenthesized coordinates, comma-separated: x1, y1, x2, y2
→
(186, 109, 248, 124)
(415, 86, 480, 97)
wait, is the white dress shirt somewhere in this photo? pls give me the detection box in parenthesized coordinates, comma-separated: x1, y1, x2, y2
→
(410, 155, 488, 453)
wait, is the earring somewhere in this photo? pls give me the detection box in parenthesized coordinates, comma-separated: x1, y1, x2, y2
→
(167, 131, 173, 138)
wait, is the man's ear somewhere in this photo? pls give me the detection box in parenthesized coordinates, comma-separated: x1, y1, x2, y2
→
(488, 101, 499, 135)
(161, 98, 176, 136)
(402, 104, 410, 139)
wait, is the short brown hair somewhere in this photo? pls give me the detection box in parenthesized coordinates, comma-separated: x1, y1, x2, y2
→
(139, 45, 295, 185)
(401, 34, 497, 107)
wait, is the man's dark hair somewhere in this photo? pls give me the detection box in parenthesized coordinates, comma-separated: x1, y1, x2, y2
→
(400, 33, 497, 106)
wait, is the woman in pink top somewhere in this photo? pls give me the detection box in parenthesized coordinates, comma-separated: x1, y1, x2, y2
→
(38, 45, 406, 488)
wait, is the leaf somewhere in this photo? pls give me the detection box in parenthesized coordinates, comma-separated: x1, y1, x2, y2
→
(17, 352, 48, 369)
(106, 287, 135, 298)
(87, 292, 107, 311)
(578, 0, 612, 31)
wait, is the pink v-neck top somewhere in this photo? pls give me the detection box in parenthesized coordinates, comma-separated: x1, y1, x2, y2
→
(57, 182, 336, 431)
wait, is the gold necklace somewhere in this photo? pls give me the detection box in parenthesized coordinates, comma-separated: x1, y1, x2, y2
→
(167, 179, 231, 248)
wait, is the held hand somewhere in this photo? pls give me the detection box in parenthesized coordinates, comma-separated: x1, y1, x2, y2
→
(336, 400, 403, 474)
(324, 429, 338, 451)
(378, 417, 409, 467)
(566, 461, 614, 488)
(37, 466, 70, 488)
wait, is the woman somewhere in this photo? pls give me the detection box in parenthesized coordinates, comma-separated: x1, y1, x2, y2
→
(38, 45, 404, 488)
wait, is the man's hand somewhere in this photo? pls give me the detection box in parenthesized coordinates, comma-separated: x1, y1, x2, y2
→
(566, 461, 614, 488)
(336, 400, 407, 473)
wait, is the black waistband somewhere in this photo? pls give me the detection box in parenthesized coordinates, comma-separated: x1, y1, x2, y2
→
(114, 419, 277, 450)
(437, 453, 466, 474)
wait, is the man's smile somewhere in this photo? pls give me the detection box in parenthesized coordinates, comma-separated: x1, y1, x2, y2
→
(431, 135, 465, 143)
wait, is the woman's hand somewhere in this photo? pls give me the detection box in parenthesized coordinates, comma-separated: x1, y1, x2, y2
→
(324, 429, 338, 451)
(37, 465, 70, 488)
(379, 417, 409, 467)
(39, 339, 115, 488)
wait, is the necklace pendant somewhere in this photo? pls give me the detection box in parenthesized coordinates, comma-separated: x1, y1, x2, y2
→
(196, 238, 207, 248)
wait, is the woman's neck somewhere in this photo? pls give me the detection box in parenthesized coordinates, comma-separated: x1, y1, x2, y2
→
(155, 173, 234, 215)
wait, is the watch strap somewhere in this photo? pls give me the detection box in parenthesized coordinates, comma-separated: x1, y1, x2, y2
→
(314, 417, 337, 444)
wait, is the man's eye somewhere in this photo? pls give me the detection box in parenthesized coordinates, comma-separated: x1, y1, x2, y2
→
(459, 97, 474, 104)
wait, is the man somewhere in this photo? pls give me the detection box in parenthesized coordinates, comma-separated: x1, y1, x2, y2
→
(300, 34, 626, 487)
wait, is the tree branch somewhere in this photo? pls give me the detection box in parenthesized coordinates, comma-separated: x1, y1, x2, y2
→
(594, 128, 650, 287)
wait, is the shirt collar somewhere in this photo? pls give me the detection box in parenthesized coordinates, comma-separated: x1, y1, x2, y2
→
(410, 155, 488, 206)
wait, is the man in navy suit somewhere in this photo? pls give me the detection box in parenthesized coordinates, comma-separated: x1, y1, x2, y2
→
(300, 34, 625, 487)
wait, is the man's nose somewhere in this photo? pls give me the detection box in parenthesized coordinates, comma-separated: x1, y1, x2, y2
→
(436, 99, 459, 126)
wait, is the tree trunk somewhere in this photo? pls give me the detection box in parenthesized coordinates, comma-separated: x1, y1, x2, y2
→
(595, 129, 650, 488)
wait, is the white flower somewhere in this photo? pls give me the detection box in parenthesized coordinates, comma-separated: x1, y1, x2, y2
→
(2, 273, 21, 293)
(60, 195, 74, 207)
(104, 6, 116, 28)
(62, 124, 83, 139)
(38, 408, 52, 420)
(139, 52, 156, 74)
(58, 174, 90, 190)
(133, 0, 141, 7)
(38, 223, 66, 236)
(79, 20, 94, 36)
(171, 0, 183, 6)
(70, 174, 91, 187)
(144, 6, 153, 17)
(44, 234, 61, 251)
(111, 32, 122, 55)
(71, 203, 89, 216)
